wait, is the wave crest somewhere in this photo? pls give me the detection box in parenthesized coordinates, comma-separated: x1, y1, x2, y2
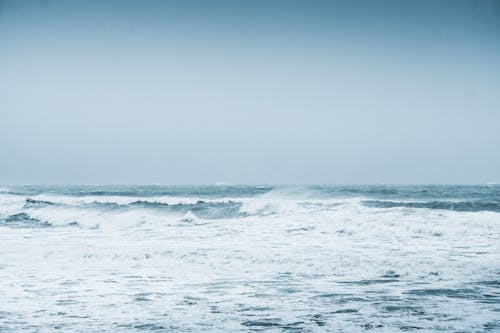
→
(362, 200, 500, 212)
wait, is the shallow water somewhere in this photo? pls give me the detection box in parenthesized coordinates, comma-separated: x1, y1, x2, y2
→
(1, 185, 499, 332)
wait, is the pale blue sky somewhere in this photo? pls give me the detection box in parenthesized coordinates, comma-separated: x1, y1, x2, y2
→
(1, 0, 499, 184)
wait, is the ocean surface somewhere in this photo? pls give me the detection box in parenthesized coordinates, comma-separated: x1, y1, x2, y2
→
(0, 185, 499, 332)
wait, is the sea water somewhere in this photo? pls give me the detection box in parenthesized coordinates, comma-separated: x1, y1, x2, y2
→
(0, 185, 499, 332)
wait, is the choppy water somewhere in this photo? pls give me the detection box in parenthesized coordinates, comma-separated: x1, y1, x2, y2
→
(1, 185, 499, 332)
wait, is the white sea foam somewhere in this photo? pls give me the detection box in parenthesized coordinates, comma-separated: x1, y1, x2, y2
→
(1, 187, 499, 332)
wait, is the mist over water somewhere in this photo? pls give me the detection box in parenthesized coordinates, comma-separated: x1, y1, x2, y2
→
(1, 185, 499, 332)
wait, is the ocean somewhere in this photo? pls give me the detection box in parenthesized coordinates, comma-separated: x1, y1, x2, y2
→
(0, 185, 499, 332)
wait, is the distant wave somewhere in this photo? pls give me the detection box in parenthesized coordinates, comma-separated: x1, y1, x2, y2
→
(362, 200, 500, 212)
(23, 198, 57, 208)
(1, 186, 500, 231)
(18, 196, 500, 218)
(128, 200, 244, 219)
(20, 197, 245, 220)
(2, 185, 273, 198)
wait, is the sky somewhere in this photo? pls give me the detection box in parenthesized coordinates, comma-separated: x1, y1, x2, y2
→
(1, 0, 499, 184)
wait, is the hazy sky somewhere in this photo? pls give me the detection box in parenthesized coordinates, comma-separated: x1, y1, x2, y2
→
(1, 0, 499, 184)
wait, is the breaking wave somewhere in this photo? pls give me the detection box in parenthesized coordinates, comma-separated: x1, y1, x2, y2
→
(2, 212, 53, 228)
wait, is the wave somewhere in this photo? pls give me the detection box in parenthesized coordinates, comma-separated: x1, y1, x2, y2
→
(2, 187, 500, 231)
(2, 185, 273, 198)
(128, 200, 244, 219)
(16, 197, 246, 221)
(1, 212, 53, 228)
(23, 198, 57, 208)
(1, 195, 242, 226)
(8, 195, 500, 222)
(362, 200, 500, 212)
(23, 194, 248, 206)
